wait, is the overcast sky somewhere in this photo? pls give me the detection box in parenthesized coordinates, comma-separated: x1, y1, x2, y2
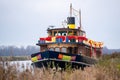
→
(0, 0, 120, 49)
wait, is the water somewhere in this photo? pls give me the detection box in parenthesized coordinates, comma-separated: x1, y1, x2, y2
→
(10, 60, 32, 70)
(0, 60, 33, 72)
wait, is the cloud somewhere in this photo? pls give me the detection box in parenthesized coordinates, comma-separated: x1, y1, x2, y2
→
(0, 0, 120, 48)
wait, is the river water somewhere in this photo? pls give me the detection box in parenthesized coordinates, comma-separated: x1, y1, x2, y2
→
(0, 60, 33, 72)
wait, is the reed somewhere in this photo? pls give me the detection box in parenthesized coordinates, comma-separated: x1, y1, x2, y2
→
(0, 52, 120, 80)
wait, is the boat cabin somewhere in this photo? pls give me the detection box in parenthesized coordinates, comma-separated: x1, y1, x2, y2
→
(37, 26, 103, 59)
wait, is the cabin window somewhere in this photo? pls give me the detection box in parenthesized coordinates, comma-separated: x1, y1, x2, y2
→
(73, 31, 77, 35)
(62, 31, 67, 36)
(48, 31, 52, 36)
(79, 31, 86, 36)
(68, 47, 72, 53)
(61, 47, 67, 53)
(54, 31, 57, 36)
(68, 31, 73, 35)
(85, 47, 91, 56)
(58, 31, 67, 36)
(55, 48, 60, 52)
(49, 48, 54, 51)
(79, 31, 83, 36)
(73, 47, 78, 54)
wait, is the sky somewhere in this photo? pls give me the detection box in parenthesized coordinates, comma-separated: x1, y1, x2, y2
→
(0, 0, 120, 49)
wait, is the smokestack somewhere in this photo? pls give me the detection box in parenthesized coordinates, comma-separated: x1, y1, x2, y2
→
(67, 17, 75, 29)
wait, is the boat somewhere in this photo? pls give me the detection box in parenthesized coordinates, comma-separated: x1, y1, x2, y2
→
(31, 4, 103, 69)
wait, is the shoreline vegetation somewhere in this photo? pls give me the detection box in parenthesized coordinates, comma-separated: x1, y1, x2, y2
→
(0, 52, 120, 80)
(0, 56, 30, 61)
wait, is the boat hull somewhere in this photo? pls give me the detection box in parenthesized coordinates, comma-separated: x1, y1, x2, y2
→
(31, 51, 97, 69)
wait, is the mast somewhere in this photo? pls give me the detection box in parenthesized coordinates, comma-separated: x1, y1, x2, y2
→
(79, 9, 82, 30)
(70, 3, 72, 17)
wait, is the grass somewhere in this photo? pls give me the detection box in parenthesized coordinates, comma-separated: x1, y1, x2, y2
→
(0, 52, 120, 80)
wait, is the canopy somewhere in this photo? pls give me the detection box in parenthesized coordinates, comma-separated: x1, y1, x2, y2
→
(78, 36, 88, 41)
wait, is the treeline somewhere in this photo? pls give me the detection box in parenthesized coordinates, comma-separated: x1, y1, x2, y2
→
(101, 52, 120, 60)
(0, 45, 39, 56)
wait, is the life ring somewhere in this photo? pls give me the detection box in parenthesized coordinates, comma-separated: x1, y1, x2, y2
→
(89, 39, 94, 45)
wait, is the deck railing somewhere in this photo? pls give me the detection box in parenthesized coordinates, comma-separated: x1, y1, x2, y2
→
(37, 36, 103, 48)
